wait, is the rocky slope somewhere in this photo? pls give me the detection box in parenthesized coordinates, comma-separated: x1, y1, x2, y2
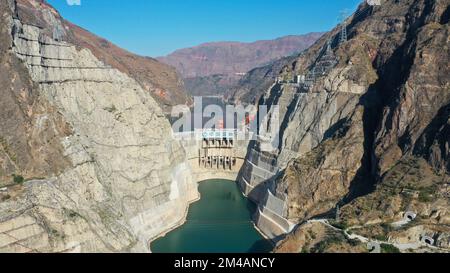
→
(157, 34, 323, 97)
(15, 0, 190, 113)
(183, 74, 236, 97)
(228, 55, 297, 104)
(238, 0, 449, 253)
(0, 0, 197, 252)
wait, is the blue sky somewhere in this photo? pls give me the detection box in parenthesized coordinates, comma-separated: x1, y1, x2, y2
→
(48, 0, 362, 57)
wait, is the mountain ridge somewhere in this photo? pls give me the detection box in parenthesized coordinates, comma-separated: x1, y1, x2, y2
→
(157, 33, 323, 96)
(235, 0, 450, 252)
(14, 0, 190, 112)
(157, 32, 323, 77)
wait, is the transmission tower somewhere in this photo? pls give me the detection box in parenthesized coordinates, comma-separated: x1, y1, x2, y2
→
(339, 9, 349, 45)
(340, 24, 347, 44)
(326, 38, 333, 55)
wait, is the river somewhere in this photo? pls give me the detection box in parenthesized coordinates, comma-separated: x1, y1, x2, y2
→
(150, 179, 273, 253)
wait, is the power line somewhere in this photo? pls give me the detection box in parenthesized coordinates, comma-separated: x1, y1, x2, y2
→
(337, 2, 377, 45)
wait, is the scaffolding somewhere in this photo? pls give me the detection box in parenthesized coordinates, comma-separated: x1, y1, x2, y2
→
(340, 22, 348, 45)
(315, 39, 338, 76)
(339, 10, 349, 45)
(297, 38, 338, 91)
(276, 7, 361, 93)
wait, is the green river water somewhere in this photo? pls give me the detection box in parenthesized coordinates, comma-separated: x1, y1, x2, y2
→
(150, 179, 273, 253)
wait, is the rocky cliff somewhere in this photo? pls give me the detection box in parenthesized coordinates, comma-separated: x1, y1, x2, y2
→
(238, 0, 449, 252)
(0, 0, 197, 252)
(228, 55, 297, 104)
(14, 0, 190, 113)
(158, 34, 323, 97)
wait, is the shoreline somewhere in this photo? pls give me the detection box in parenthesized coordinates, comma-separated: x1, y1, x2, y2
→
(239, 188, 277, 246)
(147, 193, 201, 252)
(148, 179, 275, 252)
(253, 222, 275, 246)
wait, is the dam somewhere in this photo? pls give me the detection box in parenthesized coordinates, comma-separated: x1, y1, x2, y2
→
(149, 124, 295, 252)
(146, 94, 296, 253)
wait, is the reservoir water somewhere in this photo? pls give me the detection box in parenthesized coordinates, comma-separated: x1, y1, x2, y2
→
(150, 179, 273, 253)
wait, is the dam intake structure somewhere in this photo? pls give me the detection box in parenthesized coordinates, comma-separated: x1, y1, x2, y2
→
(199, 130, 237, 170)
(173, 129, 248, 181)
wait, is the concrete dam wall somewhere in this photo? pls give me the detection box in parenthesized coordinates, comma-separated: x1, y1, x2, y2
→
(174, 129, 295, 242)
(176, 130, 248, 182)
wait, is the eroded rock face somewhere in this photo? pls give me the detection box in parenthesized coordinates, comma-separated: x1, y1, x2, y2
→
(279, 108, 365, 221)
(0, 0, 196, 253)
(239, 0, 449, 252)
(229, 55, 298, 105)
(14, 0, 190, 113)
(0, 0, 71, 188)
(371, 0, 450, 176)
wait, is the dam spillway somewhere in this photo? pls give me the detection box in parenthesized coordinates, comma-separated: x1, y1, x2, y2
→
(199, 130, 238, 170)
(174, 129, 248, 182)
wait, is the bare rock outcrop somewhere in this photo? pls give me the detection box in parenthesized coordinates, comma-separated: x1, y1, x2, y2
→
(239, 0, 449, 253)
(15, 0, 190, 113)
(0, 0, 197, 253)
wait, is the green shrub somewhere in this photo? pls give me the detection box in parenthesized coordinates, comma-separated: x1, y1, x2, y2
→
(311, 235, 343, 253)
(380, 243, 401, 253)
(418, 191, 433, 203)
(348, 239, 360, 247)
(418, 186, 437, 203)
(12, 174, 24, 184)
(330, 220, 348, 230)
(301, 247, 309, 253)
(374, 235, 388, 242)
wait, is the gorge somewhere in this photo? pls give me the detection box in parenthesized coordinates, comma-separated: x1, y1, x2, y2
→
(150, 179, 273, 253)
(0, 0, 449, 254)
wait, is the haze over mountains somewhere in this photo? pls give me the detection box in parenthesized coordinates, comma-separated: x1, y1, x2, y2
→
(157, 33, 323, 97)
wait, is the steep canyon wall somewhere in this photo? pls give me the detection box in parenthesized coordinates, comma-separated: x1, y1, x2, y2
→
(238, 0, 449, 251)
(0, 0, 197, 253)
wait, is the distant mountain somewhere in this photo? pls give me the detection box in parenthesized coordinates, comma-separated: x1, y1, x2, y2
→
(66, 24, 190, 111)
(228, 55, 297, 105)
(13, 0, 190, 112)
(157, 33, 323, 96)
(183, 74, 236, 97)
